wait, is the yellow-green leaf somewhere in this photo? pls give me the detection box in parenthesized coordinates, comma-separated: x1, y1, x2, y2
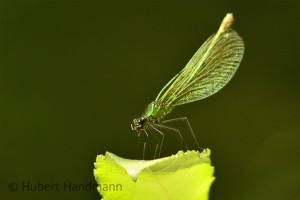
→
(94, 149, 215, 200)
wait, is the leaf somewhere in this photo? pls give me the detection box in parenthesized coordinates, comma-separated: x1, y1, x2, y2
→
(94, 149, 215, 200)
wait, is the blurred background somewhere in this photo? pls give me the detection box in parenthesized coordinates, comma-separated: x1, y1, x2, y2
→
(1, 1, 299, 199)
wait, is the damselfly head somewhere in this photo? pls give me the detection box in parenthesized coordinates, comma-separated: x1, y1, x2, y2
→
(131, 117, 148, 132)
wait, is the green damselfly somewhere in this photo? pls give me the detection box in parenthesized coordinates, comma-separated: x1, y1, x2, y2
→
(131, 13, 244, 159)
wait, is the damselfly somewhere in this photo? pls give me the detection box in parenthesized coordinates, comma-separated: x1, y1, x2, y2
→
(131, 13, 244, 159)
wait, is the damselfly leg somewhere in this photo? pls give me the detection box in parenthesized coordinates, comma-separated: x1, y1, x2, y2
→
(138, 130, 149, 160)
(153, 123, 188, 151)
(149, 124, 164, 159)
(161, 117, 203, 150)
(144, 122, 190, 159)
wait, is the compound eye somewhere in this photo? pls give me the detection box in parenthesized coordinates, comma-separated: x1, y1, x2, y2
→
(140, 117, 145, 123)
(140, 117, 148, 125)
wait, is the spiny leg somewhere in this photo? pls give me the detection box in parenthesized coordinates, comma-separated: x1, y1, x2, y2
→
(161, 117, 201, 150)
(141, 130, 149, 160)
(149, 123, 164, 158)
(153, 123, 188, 150)
(137, 132, 143, 144)
(148, 128, 159, 159)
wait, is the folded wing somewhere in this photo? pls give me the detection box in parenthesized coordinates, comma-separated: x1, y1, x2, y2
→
(156, 28, 244, 106)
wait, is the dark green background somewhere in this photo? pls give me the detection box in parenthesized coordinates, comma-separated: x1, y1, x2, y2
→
(1, 1, 299, 199)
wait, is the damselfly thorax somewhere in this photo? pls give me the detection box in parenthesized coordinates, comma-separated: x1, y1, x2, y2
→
(131, 101, 173, 132)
